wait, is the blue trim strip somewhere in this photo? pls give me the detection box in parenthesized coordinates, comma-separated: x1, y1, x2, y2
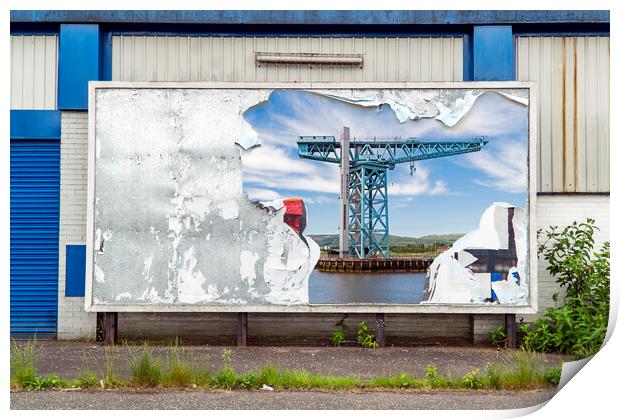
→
(58, 24, 101, 110)
(472, 26, 514, 81)
(10, 10, 610, 25)
(10, 110, 61, 140)
(65, 245, 86, 297)
(100, 30, 113, 81)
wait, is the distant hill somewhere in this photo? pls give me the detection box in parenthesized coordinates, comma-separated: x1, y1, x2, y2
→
(308, 233, 464, 248)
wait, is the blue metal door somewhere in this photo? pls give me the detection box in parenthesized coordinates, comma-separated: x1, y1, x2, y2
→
(10, 141, 60, 337)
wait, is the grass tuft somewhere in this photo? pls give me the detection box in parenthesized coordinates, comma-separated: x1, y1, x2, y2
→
(10, 339, 39, 389)
(161, 338, 193, 387)
(130, 342, 161, 387)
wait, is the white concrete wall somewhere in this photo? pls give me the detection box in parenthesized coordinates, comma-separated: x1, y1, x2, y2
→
(57, 112, 96, 339)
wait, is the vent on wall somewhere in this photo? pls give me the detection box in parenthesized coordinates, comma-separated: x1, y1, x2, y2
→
(255, 52, 364, 67)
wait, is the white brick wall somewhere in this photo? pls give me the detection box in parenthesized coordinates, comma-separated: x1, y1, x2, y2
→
(56, 111, 609, 341)
(58, 112, 96, 339)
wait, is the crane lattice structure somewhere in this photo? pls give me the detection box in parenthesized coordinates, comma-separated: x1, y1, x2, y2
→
(297, 127, 488, 258)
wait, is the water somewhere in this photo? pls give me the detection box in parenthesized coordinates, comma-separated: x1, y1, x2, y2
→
(308, 270, 427, 304)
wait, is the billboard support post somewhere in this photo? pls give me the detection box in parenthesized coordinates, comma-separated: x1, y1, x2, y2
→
(102, 312, 118, 345)
(375, 313, 385, 346)
(505, 314, 516, 348)
(237, 312, 248, 346)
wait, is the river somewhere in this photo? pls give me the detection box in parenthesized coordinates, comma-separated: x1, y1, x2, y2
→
(308, 270, 427, 304)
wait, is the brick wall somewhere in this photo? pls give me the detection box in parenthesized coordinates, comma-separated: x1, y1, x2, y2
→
(57, 112, 96, 339)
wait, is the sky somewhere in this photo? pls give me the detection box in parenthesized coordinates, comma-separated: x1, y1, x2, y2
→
(241, 90, 528, 237)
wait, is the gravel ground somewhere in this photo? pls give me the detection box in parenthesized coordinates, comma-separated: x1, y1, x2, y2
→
(22, 341, 567, 380)
(10, 389, 556, 410)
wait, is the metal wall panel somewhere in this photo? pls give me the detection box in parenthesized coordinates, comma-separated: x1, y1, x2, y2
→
(10, 141, 60, 336)
(112, 36, 463, 82)
(10, 35, 58, 110)
(517, 36, 609, 193)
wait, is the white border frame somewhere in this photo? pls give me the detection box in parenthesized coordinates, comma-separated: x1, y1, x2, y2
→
(85, 81, 537, 314)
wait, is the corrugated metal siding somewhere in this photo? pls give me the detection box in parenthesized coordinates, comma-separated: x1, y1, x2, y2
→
(517, 36, 610, 193)
(112, 36, 463, 82)
(10, 35, 58, 110)
(10, 141, 60, 336)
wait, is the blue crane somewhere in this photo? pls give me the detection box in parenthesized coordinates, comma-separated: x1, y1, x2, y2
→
(297, 127, 488, 258)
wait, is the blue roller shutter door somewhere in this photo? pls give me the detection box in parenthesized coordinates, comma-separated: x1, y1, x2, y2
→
(10, 141, 60, 337)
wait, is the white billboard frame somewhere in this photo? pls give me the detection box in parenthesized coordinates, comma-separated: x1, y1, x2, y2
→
(85, 81, 537, 314)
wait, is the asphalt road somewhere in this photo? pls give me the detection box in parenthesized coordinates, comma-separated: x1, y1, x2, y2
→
(25, 341, 567, 380)
(10, 389, 556, 410)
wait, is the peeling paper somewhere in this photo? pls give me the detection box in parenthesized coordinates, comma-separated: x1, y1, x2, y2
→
(94, 88, 317, 306)
(313, 89, 528, 127)
(423, 202, 528, 304)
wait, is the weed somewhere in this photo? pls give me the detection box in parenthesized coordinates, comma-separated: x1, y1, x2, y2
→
(130, 342, 161, 387)
(104, 345, 120, 386)
(507, 350, 545, 388)
(238, 370, 260, 389)
(193, 361, 212, 387)
(544, 367, 562, 387)
(484, 362, 504, 390)
(162, 338, 193, 387)
(490, 326, 508, 347)
(329, 315, 349, 346)
(367, 373, 421, 389)
(258, 364, 280, 387)
(73, 370, 100, 388)
(356, 321, 379, 348)
(10, 339, 39, 388)
(463, 369, 484, 389)
(222, 348, 233, 369)
(212, 367, 238, 389)
(330, 330, 347, 346)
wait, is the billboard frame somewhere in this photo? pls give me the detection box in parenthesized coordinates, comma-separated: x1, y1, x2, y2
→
(85, 81, 537, 314)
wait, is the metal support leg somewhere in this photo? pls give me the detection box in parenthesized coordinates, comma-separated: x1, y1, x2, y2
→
(375, 313, 385, 346)
(237, 312, 248, 347)
(103, 312, 118, 345)
(505, 314, 517, 349)
(96, 313, 104, 342)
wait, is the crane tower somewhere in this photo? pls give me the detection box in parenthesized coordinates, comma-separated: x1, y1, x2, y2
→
(297, 127, 488, 258)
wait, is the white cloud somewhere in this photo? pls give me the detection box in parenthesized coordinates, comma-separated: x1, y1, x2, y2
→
(245, 188, 282, 201)
(465, 140, 528, 193)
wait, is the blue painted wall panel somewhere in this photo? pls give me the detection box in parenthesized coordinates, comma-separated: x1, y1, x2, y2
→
(10, 110, 61, 140)
(472, 26, 514, 81)
(65, 245, 86, 297)
(58, 24, 100, 110)
(10, 141, 60, 336)
(10, 10, 610, 25)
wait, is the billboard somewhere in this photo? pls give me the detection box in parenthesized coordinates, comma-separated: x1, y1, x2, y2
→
(86, 82, 536, 313)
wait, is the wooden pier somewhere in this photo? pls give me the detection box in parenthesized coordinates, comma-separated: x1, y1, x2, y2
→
(316, 257, 433, 273)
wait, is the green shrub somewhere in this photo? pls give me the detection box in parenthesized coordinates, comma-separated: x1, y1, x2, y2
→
(130, 342, 161, 387)
(330, 330, 347, 346)
(490, 326, 507, 347)
(463, 369, 484, 389)
(544, 367, 562, 387)
(356, 321, 379, 348)
(330, 316, 349, 346)
(522, 219, 610, 358)
(10, 339, 38, 388)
